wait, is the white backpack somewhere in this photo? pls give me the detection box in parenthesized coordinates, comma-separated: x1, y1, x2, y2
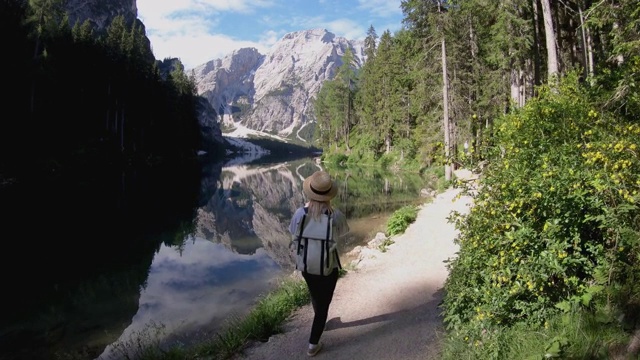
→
(292, 211, 341, 275)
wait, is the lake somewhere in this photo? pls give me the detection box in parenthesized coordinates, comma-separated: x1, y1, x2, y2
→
(0, 155, 436, 360)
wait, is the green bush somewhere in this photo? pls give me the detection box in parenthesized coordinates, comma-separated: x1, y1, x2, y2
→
(386, 205, 419, 236)
(378, 153, 393, 169)
(323, 153, 348, 166)
(441, 74, 640, 356)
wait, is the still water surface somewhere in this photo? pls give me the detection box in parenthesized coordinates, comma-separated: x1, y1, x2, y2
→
(0, 156, 435, 360)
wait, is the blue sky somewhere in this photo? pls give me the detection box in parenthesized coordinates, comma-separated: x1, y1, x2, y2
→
(137, 0, 405, 70)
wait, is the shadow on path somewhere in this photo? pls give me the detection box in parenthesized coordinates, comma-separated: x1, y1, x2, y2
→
(325, 288, 445, 332)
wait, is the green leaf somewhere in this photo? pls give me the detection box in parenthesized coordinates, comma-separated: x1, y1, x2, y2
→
(544, 341, 561, 358)
(545, 337, 568, 358)
(555, 301, 571, 312)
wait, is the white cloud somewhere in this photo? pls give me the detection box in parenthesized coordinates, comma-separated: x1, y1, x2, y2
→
(138, 0, 274, 68)
(204, 0, 275, 12)
(357, 0, 403, 17)
(137, 0, 404, 70)
(280, 15, 366, 42)
(149, 32, 267, 69)
(258, 29, 283, 47)
(323, 18, 367, 41)
(151, 0, 274, 14)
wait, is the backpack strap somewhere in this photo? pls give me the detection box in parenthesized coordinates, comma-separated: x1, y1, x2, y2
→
(297, 213, 308, 273)
(322, 215, 332, 275)
(296, 213, 307, 248)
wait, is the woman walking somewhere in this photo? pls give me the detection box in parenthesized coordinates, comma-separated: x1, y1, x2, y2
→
(289, 170, 349, 356)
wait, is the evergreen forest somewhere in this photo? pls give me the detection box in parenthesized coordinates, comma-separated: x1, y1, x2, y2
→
(313, 0, 640, 358)
(0, 0, 209, 186)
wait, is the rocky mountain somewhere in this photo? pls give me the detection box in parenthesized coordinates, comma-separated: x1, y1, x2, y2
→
(60, 1, 358, 150)
(65, 0, 139, 32)
(192, 29, 365, 143)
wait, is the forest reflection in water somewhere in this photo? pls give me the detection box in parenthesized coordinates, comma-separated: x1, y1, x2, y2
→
(0, 156, 435, 360)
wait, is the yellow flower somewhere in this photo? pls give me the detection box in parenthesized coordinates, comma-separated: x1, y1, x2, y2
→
(614, 142, 625, 152)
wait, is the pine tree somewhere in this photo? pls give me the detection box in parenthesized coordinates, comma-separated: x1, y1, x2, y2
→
(355, 25, 382, 156)
(26, 0, 65, 112)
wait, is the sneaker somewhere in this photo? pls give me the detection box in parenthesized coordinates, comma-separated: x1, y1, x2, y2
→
(307, 342, 323, 357)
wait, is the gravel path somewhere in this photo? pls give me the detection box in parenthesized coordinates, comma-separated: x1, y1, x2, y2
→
(233, 172, 476, 360)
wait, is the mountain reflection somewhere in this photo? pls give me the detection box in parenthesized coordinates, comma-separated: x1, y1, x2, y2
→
(98, 240, 282, 360)
(0, 156, 431, 360)
(99, 160, 315, 359)
(195, 162, 307, 265)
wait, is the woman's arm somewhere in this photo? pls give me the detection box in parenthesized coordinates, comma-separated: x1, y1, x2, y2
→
(332, 208, 350, 238)
(288, 207, 306, 235)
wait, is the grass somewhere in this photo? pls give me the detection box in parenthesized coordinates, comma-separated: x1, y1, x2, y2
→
(385, 205, 419, 236)
(441, 305, 634, 360)
(377, 237, 395, 253)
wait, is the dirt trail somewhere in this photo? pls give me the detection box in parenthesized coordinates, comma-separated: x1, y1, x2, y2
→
(233, 171, 476, 360)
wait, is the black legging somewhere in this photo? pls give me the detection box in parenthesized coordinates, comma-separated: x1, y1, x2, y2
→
(302, 268, 339, 345)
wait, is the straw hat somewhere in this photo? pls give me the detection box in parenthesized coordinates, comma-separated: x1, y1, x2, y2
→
(303, 170, 338, 202)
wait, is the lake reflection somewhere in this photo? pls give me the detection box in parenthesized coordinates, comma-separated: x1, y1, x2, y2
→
(99, 239, 281, 359)
(0, 156, 433, 360)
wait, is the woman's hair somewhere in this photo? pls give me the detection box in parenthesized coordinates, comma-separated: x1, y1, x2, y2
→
(307, 199, 333, 221)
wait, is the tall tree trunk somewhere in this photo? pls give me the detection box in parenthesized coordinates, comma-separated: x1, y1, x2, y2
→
(385, 133, 391, 154)
(120, 106, 125, 153)
(30, 37, 42, 113)
(586, 27, 594, 78)
(442, 37, 452, 181)
(612, 22, 624, 65)
(532, 0, 542, 86)
(540, 0, 559, 82)
(578, 6, 590, 79)
(469, 22, 478, 159)
(524, 58, 535, 101)
(510, 66, 522, 107)
(345, 81, 351, 152)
